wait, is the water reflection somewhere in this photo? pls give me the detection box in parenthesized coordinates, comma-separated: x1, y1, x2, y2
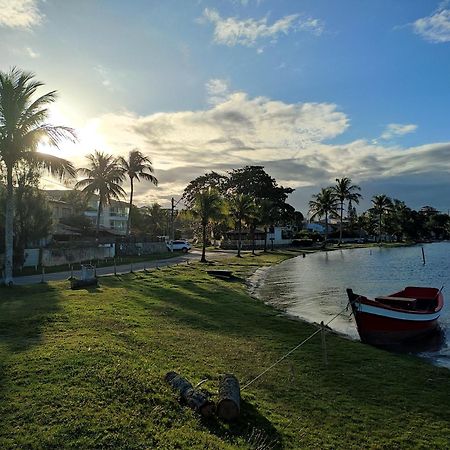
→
(253, 243, 450, 368)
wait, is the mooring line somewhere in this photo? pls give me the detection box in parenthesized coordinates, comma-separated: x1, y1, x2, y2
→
(241, 302, 353, 391)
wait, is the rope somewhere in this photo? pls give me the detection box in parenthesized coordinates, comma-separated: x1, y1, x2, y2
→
(241, 302, 353, 391)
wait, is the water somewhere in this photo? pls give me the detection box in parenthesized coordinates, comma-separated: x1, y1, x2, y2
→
(252, 243, 450, 368)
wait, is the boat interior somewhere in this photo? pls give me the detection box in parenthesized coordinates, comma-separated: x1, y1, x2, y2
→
(375, 287, 441, 312)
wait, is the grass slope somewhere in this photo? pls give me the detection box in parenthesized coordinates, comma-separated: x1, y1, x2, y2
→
(0, 252, 449, 449)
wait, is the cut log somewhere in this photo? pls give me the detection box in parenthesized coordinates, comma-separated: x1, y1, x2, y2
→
(165, 371, 215, 417)
(217, 373, 240, 421)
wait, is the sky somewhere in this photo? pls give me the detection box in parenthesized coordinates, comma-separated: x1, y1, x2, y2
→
(1, 0, 450, 214)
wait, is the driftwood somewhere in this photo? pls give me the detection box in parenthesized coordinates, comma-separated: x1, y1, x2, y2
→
(165, 371, 215, 417)
(217, 373, 240, 421)
(70, 278, 98, 290)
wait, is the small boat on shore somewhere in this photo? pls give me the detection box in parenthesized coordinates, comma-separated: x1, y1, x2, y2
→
(346, 287, 444, 345)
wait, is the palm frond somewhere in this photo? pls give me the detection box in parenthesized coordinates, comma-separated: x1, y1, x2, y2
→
(27, 152, 76, 179)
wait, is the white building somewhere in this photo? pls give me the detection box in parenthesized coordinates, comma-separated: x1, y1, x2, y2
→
(84, 197, 129, 234)
(45, 190, 129, 236)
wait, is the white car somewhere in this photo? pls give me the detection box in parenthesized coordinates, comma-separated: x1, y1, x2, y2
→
(166, 240, 191, 253)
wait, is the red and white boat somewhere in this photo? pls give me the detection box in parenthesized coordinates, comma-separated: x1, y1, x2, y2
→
(346, 287, 444, 345)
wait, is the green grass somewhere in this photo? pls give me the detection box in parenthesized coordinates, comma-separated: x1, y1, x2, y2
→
(0, 251, 449, 449)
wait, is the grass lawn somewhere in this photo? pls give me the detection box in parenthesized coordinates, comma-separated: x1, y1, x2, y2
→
(0, 251, 449, 449)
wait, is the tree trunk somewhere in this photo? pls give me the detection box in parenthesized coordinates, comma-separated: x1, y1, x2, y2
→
(165, 371, 214, 417)
(324, 212, 328, 247)
(201, 221, 207, 262)
(263, 226, 268, 252)
(339, 200, 343, 245)
(3, 166, 14, 285)
(126, 177, 134, 236)
(237, 220, 242, 257)
(217, 374, 240, 421)
(251, 222, 256, 255)
(96, 200, 102, 239)
(379, 213, 382, 243)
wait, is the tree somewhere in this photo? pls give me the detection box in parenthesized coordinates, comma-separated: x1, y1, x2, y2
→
(226, 166, 295, 223)
(182, 171, 228, 208)
(308, 188, 339, 243)
(332, 177, 361, 245)
(0, 68, 76, 284)
(75, 151, 125, 238)
(61, 189, 89, 215)
(384, 199, 411, 241)
(118, 149, 158, 235)
(229, 193, 254, 257)
(370, 194, 393, 242)
(254, 199, 275, 253)
(191, 189, 224, 263)
(0, 168, 53, 269)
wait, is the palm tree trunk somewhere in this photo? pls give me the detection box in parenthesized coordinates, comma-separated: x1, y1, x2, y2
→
(126, 177, 134, 236)
(201, 221, 207, 263)
(4, 166, 14, 285)
(379, 213, 382, 243)
(96, 200, 102, 239)
(237, 220, 242, 257)
(339, 200, 343, 245)
(324, 212, 329, 247)
(251, 222, 256, 255)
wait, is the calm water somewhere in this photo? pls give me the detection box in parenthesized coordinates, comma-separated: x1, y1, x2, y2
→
(253, 243, 450, 368)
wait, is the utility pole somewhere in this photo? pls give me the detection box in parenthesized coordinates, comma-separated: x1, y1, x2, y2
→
(170, 197, 175, 252)
(169, 197, 182, 252)
(171, 197, 175, 241)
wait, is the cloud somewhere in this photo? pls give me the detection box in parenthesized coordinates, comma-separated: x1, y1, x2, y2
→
(64, 90, 450, 211)
(0, 0, 43, 29)
(298, 17, 324, 36)
(25, 46, 40, 58)
(69, 91, 346, 204)
(94, 65, 114, 90)
(413, 7, 450, 43)
(205, 78, 230, 105)
(380, 123, 417, 140)
(199, 8, 323, 48)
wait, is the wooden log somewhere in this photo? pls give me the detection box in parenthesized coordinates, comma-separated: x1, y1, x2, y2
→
(217, 373, 240, 421)
(165, 371, 215, 417)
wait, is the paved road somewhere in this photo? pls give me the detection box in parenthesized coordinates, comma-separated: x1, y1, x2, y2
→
(12, 249, 232, 286)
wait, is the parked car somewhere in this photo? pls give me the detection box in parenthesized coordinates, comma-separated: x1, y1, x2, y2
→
(166, 240, 191, 253)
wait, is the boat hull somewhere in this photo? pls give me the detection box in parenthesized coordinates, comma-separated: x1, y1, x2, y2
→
(354, 310, 440, 345)
(347, 288, 443, 346)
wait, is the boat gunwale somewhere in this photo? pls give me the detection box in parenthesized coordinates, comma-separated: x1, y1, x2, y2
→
(352, 289, 444, 316)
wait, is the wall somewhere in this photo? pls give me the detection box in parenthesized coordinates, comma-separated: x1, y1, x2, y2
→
(116, 242, 168, 256)
(23, 248, 40, 268)
(39, 244, 115, 267)
(19, 240, 169, 268)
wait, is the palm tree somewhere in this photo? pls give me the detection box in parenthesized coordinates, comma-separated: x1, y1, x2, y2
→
(229, 193, 254, 257)
(192, 188, 224, 263)
(309, 188, 339, 244)
(75, 151, 126, 237)
(258, 199, 275, 252)
(332, 177, 362, 245)
(0, 68, 76, 285)
(118, 149, 158, 236)
(370, 194, 393, 242)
